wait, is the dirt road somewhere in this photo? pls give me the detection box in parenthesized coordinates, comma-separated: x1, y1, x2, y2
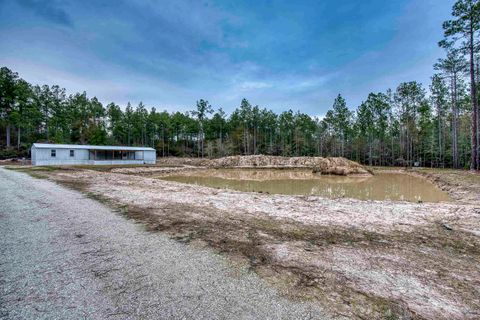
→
(0, 168, 326, 319)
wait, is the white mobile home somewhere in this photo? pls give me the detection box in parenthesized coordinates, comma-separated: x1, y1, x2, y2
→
(31, 143, 156, 166)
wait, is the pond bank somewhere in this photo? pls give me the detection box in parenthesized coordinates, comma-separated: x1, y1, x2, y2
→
(370, 167, 480, 205)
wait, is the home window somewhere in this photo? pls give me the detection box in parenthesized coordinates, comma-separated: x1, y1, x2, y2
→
(70, 150, 74, 157)
(51, 149, 56, 157)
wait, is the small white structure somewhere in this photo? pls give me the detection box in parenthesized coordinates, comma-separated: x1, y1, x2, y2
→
(31, 143, 156, 166)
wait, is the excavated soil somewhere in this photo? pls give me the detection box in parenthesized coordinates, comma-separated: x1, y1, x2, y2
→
(156, 155, 372, 176)
(12, 161, 480, 320)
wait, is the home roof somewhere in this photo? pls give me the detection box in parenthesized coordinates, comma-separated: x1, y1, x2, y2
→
(32, 143, 155, 151)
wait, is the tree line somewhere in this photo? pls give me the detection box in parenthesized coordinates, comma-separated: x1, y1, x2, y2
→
(0, 0, 479, 169)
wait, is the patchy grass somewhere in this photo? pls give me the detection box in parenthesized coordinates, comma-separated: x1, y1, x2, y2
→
(69, 163, 181, 172)
(6, 165, 58, 172)
(5, 165, 65, 179)
(5, 163, 181, 173)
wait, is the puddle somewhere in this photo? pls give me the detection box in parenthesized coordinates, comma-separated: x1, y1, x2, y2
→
(160, 169, 451, 203)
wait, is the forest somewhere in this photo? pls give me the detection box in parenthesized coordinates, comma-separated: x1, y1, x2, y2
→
(0, 0, 479, 169)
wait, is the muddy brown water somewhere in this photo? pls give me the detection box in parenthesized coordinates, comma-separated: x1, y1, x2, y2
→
(160, 169, 451, 203)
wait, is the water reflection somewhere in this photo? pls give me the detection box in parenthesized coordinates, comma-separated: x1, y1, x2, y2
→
(161, 169, 451, 203)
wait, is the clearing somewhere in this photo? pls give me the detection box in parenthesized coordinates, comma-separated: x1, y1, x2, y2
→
(4, 157, 480, 319)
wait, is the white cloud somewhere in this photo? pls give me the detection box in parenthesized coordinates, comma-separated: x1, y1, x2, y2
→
(237, 81, 272, 90)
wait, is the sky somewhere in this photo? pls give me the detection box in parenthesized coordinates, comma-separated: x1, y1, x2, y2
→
(0, 0, 455, 116)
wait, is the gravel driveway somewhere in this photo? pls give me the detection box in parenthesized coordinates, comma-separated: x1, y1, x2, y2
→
(0, 168, 326, 319)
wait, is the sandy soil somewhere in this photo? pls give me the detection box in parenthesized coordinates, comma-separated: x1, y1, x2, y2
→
(156, 155, 373, 176)
(1, 168, 326, 319)
(10, 164, 480, 320)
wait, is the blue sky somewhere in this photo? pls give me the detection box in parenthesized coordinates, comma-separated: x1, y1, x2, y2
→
(0, 0, 454, 115)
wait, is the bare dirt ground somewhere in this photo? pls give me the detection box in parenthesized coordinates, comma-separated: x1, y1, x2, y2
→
(8, 161, 480, 320)
(0, 168, 325, 319)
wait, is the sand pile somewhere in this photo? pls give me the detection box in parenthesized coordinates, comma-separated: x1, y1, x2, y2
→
(205, 155, 371, 176)
(156, 157, 209, 167)
(310, 157, 373, 176)
(156, 155, 371, 176)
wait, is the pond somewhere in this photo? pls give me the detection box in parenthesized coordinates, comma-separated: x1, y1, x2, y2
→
(160, 169, 451, 203)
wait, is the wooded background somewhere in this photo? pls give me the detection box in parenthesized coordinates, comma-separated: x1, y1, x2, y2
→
(1, 0, 479, 169)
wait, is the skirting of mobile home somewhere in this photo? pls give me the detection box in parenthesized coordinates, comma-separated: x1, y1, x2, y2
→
(31, 143, 156, 166)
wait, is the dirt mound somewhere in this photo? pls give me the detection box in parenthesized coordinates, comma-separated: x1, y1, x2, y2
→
(205, 155, 372, 176)
(311, 157, 373, 176)
(156, 157, 209, 167)
(156, 155, 371, 176)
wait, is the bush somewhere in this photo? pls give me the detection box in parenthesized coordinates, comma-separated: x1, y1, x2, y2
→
(0, 147, 29, 160)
